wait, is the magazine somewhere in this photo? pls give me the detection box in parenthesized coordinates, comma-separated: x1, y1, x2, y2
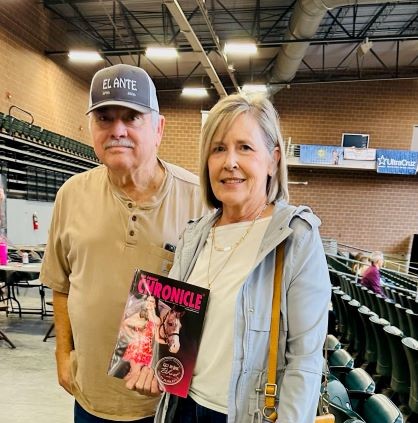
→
(108, 269, 210, 398)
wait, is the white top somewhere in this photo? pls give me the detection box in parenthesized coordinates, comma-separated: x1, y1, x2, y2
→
(188, 216, 272, 413)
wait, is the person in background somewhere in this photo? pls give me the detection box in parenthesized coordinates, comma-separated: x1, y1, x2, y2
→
(131, 93, 331, 423)
(360, 251, 386, 296)
(352, 253, 370, 278)
(40, 64, 206, 423)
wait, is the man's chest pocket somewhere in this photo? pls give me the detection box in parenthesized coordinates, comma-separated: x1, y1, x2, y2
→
(145, 245, 175, 276)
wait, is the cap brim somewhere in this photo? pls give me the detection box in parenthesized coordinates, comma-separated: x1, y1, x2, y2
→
(86, 100, 155, 115)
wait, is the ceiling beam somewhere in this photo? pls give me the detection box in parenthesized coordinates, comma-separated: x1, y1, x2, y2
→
(356, 4, 389, 38)
(168, 6, 199, 45)
(116, 2, 161, 45)
(398, 11, 418, 35)
(260, 1, 296, 42)
(163, 0, 227, 97)
(214, 0, 253, 38)
(324, 9, 351, 39)
(46, 2, 113, 49)
(369, 48, 395, 76)
(195, 0, 240, 92)
(117, 0, 140, 49)
(45, 31, 418, 58)
(251, 0, 261, 39)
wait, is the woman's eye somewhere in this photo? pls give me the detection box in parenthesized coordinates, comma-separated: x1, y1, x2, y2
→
(212, 145, 225, 152)
(241, 144, 252, 151)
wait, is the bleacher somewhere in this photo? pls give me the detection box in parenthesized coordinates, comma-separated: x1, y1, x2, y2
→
(0, 112, 97, 161)
(324, 250, 418, 423)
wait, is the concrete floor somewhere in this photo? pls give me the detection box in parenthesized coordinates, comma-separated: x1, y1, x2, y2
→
(0, 286, 73, 423)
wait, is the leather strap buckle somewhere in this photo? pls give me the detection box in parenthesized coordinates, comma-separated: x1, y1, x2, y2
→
(263, 405, 278, 421)
(264, 383, 277, 397)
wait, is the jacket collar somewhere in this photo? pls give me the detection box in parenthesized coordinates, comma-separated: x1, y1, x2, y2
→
(179, 200, 316, 280)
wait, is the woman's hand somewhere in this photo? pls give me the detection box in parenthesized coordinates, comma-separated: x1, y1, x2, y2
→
(124, 362, 162, 396)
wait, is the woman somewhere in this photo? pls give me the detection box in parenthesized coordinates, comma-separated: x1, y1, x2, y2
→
(360, 251, 386, 296)
(123, 295, 164, 367)
(352, 253, 370, 278)
(131, 93, 331, 423)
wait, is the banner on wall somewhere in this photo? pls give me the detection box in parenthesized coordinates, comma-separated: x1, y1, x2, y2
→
(343, 147, 376, 161)
(376, 149, 418, 175)
(300, 145, 343, 165)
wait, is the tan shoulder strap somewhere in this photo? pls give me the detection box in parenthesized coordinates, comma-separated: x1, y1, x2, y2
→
(263, 242, 285, 422)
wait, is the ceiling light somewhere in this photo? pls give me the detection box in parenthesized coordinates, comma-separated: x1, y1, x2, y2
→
(224, 42, 257, 56)
(182, 87, 208, 97)
(242, 84, 267, 94)
(68, 50, 103, 62)
(145, 47, 178, 59)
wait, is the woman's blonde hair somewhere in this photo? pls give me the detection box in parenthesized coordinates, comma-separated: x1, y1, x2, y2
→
(200, 93, 289, 209)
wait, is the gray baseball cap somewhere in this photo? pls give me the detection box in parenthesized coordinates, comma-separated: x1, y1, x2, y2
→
(86, 64, 159, 114)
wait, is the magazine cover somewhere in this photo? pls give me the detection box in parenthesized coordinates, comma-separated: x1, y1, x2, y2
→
(108, 269, 210, 398)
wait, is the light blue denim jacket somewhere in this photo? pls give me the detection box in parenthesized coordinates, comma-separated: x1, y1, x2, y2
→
(155, 201, 331, 423)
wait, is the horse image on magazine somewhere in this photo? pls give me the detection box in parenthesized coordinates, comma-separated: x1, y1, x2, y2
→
(108, 269, 209, 397)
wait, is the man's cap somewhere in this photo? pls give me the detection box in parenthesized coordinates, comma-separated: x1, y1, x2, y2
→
(86, 64, 159, 114)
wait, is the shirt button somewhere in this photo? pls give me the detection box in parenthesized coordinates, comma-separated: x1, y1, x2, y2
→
(132, 215, 137, 222)
(249, 308, 254, 312)
(129, 230, 135, 236)
(128, 203, 133, 208)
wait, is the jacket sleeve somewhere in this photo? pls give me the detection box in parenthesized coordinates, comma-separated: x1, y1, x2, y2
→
(277, 215, 331, 423)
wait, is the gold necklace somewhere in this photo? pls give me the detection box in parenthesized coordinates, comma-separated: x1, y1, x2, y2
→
(212, 203, 268, 252)
(207, 203, 268, 289)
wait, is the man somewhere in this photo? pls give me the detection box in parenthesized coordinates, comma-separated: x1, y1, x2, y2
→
(360, 251, 386, 296)
(40, 64, 206, 422)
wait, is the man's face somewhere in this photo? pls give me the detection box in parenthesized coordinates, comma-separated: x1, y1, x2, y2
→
(90, 106, 164, 173)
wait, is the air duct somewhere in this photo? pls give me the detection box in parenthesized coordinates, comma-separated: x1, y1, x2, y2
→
(270, 0, 410, 91)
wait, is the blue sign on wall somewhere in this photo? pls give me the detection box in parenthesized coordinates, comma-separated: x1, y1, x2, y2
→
(376, 149, 418, 175)
(300, 145, 343, 165)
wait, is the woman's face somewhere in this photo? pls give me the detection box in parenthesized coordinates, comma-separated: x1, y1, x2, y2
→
(208, 113, 279, 213)
(146, 296, 156, 310)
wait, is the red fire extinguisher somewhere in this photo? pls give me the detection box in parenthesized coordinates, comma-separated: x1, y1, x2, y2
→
(33, 212, 39, 230)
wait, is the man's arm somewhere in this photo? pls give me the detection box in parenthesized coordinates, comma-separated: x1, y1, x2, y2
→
(53, 290, 74, 395)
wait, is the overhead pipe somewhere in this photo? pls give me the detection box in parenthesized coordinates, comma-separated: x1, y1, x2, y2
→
(269, 0, 412, 91)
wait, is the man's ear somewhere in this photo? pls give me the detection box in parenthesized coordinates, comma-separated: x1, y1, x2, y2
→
(155, 115, 165, 148)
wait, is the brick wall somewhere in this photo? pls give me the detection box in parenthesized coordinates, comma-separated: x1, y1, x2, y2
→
(2, 3, 418, 257)
(275, 81, 418, 149)
(0, 2, 93, 145)
(273, 82, 418, 256)
(288, 168, 418, 256)
(158, 92, 216, 174)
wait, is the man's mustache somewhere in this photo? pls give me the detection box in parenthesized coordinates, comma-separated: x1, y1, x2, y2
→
(103, 139, 135, 149)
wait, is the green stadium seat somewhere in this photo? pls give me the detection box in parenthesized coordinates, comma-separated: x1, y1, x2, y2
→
(402, 337, 418, 414)
(321, 374, 365, 422)
(329, 349, 355, 368)
(330, 367, 375, 394)
(369, 316, 391, 379)
(358, 307, 378, 369)
(406, 309, 418, 339)
(395, 304, 411, 337)
(361, 394, 403, 423)
(383, 325, 410, 399)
